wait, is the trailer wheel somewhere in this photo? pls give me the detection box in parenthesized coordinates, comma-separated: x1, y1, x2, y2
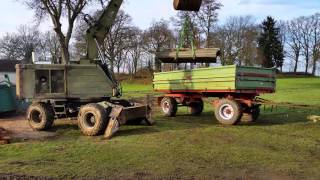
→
(78, 103, 108, 136)
(190, 99, 204, 116)
(214, 99, 242, 125)
(161, 97, 177, 117)
(251, 105, 261, 122)
(27, 103, 55, 131)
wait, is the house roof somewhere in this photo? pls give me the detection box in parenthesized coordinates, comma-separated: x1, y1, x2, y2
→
(0, 59, 20, 72)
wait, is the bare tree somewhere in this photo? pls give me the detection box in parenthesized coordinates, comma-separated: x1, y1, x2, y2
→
(195, 0, 222, 47)
(23, 0, 108, 64)
(104, 10, 133, 73)
(296, 16, 313, 74)
(126, 27, 143, 75)
(74, 16, 88, 57)
(310, 13, 320, 75)
(143, 20, 175, 72)
(0, 25, 41, 63)
(0, 33, 21, 60)
(17, 25, 42, 63)
(210, 16, 257, 66)
(39, 31, 61, 63)
(286, 19, 302, 73)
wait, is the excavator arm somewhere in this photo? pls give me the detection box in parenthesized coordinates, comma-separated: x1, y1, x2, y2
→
(86, 0, 123, 61)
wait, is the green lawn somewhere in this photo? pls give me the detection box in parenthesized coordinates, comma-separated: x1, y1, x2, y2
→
(0, 77, 319, 179)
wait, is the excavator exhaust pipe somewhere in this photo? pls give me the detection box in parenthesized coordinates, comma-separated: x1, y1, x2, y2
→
(173, 0, 203, 11)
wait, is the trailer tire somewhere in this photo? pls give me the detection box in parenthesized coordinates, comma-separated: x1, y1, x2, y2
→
(78, 103, 108, 136)
(251, 105, 261, 122)
(161, 97, 177, 117)
(214, 99, 242, 125)
(190, 99, 204, 116)
(27, 103, 55, 131)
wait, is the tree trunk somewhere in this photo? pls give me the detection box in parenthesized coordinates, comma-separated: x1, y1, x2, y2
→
(294, 55, 299, 73)
(134, 60, 138, 75)
(23, 47, 34, 64)
(155, 58, 161, 72)
(312, 57, 317, 75)
(305, 62, 309, 74)
(117, 66, 120, 74)
(304, 49, 310, 75)
(54, 25, 70, 64)
(60, 43, 70, 64)
(205, 31, 210, 67)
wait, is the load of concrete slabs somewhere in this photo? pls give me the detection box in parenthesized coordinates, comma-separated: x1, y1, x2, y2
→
(156, 48, 221, 63)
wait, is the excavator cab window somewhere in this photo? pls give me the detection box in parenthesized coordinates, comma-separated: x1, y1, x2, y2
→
(51, 70, 65, 93)
(36, 70, 50, 94)
(35, 70, 65, 94)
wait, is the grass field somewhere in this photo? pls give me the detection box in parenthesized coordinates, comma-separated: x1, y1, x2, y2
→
(0, 77, 319, 179)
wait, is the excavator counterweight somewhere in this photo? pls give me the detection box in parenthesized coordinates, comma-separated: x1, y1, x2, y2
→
(173, 0, 203, 11)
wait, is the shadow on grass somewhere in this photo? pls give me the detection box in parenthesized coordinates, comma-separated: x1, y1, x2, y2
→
(164, 109, 310, 128)
(43, 107, 312, 140)
(51, 124, 79, 132)
(115, 127, 160, 137)
(244, 110, 311, 127)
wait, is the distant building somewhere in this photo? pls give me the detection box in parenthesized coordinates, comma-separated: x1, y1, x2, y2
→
(0, 59, 20, 85)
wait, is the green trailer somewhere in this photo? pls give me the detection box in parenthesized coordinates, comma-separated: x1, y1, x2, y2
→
(153, 65, 276, 125)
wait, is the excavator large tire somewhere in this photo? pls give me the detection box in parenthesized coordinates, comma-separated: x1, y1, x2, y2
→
(173, 0, 202, 11)
(78, 103, 108, 136)
(27, 103, 55, 131)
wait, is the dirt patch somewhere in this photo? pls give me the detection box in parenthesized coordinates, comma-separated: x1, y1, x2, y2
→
(0, 127, 10, 144)
(0, 114, 57, 142)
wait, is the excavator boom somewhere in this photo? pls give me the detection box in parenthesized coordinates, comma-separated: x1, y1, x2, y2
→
(86, 0, 123, 61)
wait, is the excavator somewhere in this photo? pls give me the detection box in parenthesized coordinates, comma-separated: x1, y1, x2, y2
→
(15, 0, 203, 139)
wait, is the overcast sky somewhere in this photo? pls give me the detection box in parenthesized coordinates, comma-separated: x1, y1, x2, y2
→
(0, 0, 319, 37)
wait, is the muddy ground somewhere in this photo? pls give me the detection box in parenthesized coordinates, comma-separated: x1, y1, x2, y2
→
(0, 113, 57, 142)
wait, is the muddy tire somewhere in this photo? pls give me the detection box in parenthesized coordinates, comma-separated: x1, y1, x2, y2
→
(190, 99, 204, 116)
(214, 99, 242, 125)
(27, 103, 55, 131)
(78, 103, 108, 136)
(161, 97, 178, 117)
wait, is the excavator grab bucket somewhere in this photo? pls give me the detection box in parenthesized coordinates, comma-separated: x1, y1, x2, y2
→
(99, 101, 154, 140)
(173, 0, 202, 11)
